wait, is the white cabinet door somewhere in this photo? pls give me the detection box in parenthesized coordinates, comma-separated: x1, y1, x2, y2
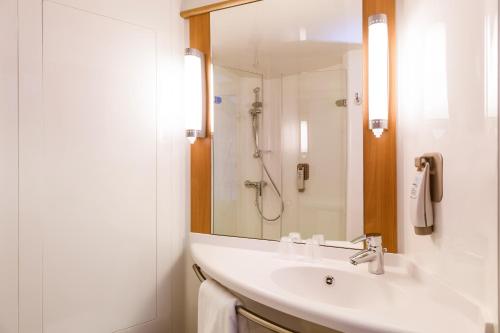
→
(0, 0, 19, 332)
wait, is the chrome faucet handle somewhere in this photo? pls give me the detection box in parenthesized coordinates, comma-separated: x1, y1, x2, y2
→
(351, 233, 383, 249)
(350, 233, 381, 244)
(350, 234, 367, 244)
(349, 233, 384, 275)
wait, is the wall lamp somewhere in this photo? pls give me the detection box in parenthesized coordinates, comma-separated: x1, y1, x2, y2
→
(300, 120, 308, 157)
(184, 48, 206, 144)
(368, 13, 389, 138)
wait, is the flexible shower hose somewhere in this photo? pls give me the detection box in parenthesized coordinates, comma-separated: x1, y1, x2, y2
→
(254, 157, 285, 222)
(251, 106, 285, 222)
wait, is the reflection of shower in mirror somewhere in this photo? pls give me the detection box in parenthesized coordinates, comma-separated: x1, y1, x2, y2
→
(211, 0, 365, 243)
(245, 87, 285, 222)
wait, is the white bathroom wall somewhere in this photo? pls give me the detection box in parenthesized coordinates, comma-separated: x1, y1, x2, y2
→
(17, 0, 187, 332)
(181, 0, 218, 11)
(281, 75, 301, 237)
(397, 0, 498, 326)
(344, 50, 364, 241)
(0, 1, 19, 332)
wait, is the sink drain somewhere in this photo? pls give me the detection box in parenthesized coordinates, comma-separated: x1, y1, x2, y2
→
(325, 275, 335, 286)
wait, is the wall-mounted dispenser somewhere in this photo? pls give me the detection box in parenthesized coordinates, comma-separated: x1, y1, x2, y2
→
(297, 163, 309, 192)
(410, 153, 443, 235)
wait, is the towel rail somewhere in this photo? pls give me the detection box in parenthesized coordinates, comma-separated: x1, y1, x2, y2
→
(192, 264, 298, 333)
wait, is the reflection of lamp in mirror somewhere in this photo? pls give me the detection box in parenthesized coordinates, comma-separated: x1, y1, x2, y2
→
(299, 27, 307, 41)
(184, 48, 206, 144)
(300, 120, 308, 157)
(368, 14, 389, 138)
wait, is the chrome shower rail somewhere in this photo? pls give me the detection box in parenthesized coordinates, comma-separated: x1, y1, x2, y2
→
(192, 264, 298, 333)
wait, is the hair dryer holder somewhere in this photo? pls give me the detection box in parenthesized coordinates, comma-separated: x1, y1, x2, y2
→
(414, 153, 443, 203)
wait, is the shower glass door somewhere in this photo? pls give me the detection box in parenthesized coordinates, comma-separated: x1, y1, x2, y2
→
(280, 69, 348, 241)
(212, 65, 264, 238)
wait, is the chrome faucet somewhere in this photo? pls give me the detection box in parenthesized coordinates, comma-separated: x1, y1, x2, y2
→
(349, 233, 385, 275)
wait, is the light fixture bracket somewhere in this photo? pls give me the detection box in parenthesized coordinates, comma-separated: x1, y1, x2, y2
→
(368, 119, 388, 130)
(368, 13, 387, 25)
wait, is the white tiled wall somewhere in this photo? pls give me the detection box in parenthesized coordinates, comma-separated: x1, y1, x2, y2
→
(397, 0, 498, 325)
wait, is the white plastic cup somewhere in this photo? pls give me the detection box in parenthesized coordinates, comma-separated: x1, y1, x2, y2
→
(312, 234, 325, 245)
(304, 239, 314, 259)
(279, 236, 292, 259)
(289, 232, 301, 242)
(311, 238, 321, 261)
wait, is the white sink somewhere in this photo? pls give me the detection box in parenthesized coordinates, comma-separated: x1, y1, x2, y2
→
(271, 266, 408, 311)
(191, 233, 490, 333)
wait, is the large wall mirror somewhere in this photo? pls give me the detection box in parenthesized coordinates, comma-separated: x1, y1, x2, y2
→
(212, 0, 363, 245)
(186, 0, 397, 251)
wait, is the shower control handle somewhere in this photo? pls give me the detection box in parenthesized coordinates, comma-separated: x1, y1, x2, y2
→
(244, 180, 267, 196)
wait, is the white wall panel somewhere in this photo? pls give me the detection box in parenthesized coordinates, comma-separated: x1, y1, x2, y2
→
(18, 0, 187, 332)
(0, 0, 19, 332)
(18, 0, 44, 330)
(42, 2, 157, 332)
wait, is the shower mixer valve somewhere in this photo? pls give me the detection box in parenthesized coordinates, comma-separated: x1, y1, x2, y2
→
(244, 180, 267, 196)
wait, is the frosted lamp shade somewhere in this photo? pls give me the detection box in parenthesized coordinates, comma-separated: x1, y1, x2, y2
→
(368, 14, 389, 138)
(184, 48, 206, 144)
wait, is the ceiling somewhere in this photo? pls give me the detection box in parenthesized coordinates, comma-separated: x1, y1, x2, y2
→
(211, 0, 362, 77)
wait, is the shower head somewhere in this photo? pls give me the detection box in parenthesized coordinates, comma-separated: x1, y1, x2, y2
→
(251, 87, 263, 113)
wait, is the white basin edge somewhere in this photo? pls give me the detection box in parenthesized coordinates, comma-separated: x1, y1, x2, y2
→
(190, 233, 490, 333)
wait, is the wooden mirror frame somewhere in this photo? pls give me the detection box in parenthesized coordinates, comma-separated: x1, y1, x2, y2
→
(183, 0, 397, 252)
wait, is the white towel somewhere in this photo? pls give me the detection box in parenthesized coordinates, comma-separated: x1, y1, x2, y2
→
(198, 279, 248, 333)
